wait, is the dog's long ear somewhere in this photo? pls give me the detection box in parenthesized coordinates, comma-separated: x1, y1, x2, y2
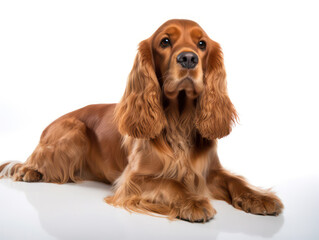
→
(115, 39, 166, 139)
(195, 40, 238, 140)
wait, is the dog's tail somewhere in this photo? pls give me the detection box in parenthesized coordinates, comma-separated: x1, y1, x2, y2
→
(0, 161, 22, 179)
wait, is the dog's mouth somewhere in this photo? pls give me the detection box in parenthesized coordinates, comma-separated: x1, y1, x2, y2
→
(164, 77, 202, 99)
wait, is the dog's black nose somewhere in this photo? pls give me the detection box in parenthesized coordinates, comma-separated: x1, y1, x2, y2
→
(176, 52, 198, 69)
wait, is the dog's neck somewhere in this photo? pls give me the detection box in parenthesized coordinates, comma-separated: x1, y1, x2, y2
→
(163, 91, 197, 152)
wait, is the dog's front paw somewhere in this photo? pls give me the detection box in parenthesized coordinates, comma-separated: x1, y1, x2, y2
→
(233, 191, 283, 216)
(177, 196, 216, 223)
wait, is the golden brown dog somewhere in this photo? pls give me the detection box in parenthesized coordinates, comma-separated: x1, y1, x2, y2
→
(0, 19, 283, 222)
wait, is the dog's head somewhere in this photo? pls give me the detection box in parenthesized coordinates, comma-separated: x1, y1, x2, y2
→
(115, 19, 237, 140)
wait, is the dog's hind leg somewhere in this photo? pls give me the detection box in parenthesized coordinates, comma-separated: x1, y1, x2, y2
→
(0, 117, 90, 183)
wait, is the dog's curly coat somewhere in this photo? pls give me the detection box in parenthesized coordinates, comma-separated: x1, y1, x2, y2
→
(0, 19, 283, 222)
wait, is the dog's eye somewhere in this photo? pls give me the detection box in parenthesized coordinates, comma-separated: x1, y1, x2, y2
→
(160, 38, 171, 48)
(198, 40, 206, 50)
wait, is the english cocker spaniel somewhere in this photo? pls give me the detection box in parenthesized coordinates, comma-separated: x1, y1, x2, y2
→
(0, 19, 283, 222)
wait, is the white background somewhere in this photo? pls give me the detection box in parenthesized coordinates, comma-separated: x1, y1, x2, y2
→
(0, 0, 319, 239)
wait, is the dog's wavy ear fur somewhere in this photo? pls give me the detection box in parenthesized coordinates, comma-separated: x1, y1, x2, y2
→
(115, 39, 166, 139)
(195, 40, 238, 140)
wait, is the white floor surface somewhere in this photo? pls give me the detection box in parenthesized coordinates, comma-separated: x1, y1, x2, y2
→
(1, 173, 318, 240)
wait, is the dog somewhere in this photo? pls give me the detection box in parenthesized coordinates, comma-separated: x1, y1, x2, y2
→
(0, 19, 283, 222)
